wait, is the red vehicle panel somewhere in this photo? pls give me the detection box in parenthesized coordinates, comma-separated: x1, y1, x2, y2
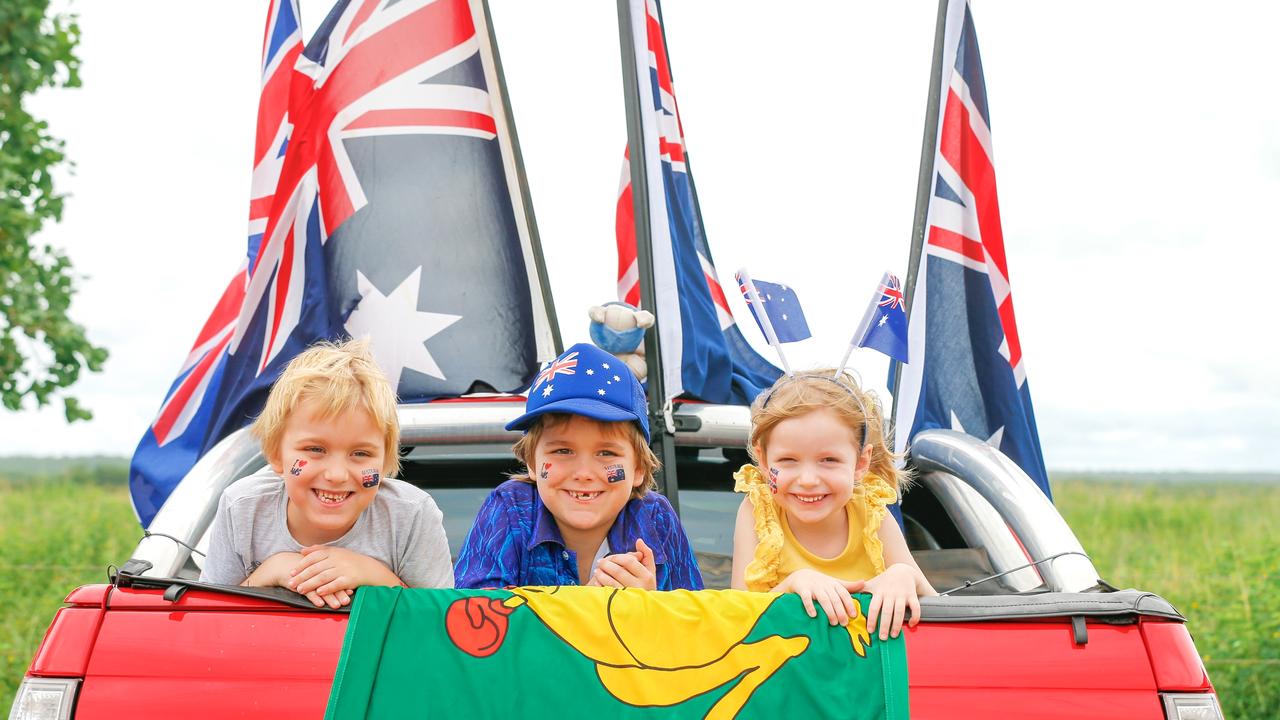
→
(24, 585, 1207, 720)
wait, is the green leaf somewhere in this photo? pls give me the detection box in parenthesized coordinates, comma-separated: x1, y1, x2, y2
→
(0, 0, 104, 423)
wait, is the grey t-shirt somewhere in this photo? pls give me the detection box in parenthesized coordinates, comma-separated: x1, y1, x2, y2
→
(199, 467, 454, 589)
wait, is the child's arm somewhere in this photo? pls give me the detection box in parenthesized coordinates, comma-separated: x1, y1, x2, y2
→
(242, 552, 353, 609)
(733, 497, 864, 625)
(729, 497, 757, 591)
(861, 516, 938, 640)
(289, 546, 403, 598)
(879, 515, 937, 597)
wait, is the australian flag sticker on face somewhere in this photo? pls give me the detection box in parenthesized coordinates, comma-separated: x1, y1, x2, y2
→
(606, 464, 627, 484)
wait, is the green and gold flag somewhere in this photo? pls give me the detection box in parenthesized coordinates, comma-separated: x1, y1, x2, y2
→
(326, 586, 909, 719)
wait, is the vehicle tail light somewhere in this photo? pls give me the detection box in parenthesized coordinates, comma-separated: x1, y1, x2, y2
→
(1161, 693, 1223, 720)
(7, 677, 79, 720)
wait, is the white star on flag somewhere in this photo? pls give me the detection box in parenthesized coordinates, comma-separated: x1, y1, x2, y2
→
(345, 266, 461, 385)
(542, 384, 554, 397)
(949, 411, 1005, 449)
(586, 369, 594, 375)
(602, 362, 610, 369)
(878, 314, 888, 327)
(597, 389, 606, 396)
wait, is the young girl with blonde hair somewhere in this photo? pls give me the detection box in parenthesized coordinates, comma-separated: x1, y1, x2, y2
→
(731, 370, 936, 639)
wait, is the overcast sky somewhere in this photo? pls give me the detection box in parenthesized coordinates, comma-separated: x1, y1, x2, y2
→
(3, 1, 1276, 472)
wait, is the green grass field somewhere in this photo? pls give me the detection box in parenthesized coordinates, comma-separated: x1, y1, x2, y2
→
(1, 464, 1276, 717)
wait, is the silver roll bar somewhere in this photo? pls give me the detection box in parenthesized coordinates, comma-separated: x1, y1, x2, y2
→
(910, 429, 1100, 593)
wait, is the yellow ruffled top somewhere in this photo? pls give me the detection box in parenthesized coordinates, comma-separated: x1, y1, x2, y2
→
(733, 464, 898, 592)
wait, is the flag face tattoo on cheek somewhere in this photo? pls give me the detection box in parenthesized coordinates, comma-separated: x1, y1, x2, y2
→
(361, 469, 380, 489)
(540, 462, 552, 481)
(605, 464, 626, 483)
(290, 459, 307, 477)
(768, 467, 779, 494)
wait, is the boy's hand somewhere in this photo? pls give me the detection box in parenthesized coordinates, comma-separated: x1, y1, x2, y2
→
(242, 552, 305, 588)
(773, 569, 865, 627)
(290, 545, 401, 597)
(863, 563, 925, 640)
(241, 552, 348, 609)
(590, 538, 657, 590)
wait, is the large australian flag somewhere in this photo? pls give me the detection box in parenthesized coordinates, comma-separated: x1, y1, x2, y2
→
(130, 0, 556, 526)
(615, 0, 781, 406)
(893, 0, 1050, 497)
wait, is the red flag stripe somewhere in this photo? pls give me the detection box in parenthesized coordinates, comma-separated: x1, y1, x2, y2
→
(927, 226, 986, 266)
(345, 108, 496, 135)
(262, 224, 296, 370)
(939, 88, 1009, 283)
(153, 331, 232, 444)
(189, 272, 247, 352)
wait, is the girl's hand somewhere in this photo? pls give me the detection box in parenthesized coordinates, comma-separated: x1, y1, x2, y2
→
(591, 538, 657, 590)
(863, 563, 925, 640)
(774, 569, 866, 626)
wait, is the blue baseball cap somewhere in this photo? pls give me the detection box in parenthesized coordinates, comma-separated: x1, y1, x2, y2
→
(506, 343, 650, 442)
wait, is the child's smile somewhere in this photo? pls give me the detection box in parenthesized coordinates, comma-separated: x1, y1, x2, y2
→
(312, 489, 354, 506)
(760, 407, 870, 532)
(533, 415, 642, 541)
(271, 398, 387, 545)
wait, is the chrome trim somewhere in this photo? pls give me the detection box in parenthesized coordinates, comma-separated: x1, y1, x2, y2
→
(919, 473, 1044, 592)
(395, 399, 751, 448)
(909, 429, 1099, 592)
(671, 404, 752, 448)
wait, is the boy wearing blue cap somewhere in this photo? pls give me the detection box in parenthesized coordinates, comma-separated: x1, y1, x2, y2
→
(454, 344, 703, 591)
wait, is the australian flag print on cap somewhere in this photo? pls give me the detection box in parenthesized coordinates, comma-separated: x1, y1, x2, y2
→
(506, 343, 650, 442)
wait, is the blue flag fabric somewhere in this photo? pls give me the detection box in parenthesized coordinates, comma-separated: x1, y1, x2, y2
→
(858, 273, 909, 363)
(615, 0, 782, 406)
(739, 277, 812, 344)
(892, 0, 1050, 497)
(130, 0, 555, 525)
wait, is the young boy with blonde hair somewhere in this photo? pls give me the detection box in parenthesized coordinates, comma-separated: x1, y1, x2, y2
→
(200, 339, 453, 607)
(454, 343, 702, 591)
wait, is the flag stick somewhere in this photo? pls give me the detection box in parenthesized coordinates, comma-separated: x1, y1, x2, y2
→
(736, 268, 792, 375)
(616, 0, 679, 510)
(891, 0, 950, 417)
(836, 275, 888, 378)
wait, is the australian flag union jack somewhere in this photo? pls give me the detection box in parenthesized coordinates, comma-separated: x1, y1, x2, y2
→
(130, 0, 555, 525)
(854, 272, 908, 363)
(893, 0, 1050, 497)
(615, 0, 780, 406)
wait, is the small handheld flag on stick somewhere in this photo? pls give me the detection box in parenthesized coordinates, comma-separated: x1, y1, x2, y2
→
(735, 268, 811, 375)
(837, 272, 910, 376)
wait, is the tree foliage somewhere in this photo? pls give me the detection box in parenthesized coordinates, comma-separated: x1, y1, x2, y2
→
(0, 1, 106, 421)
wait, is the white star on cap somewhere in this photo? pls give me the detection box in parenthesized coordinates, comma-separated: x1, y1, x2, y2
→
(602, 362, 610, 369)
(597, 389, 606, 396)
(613, 375, 621, 382)
(586, 368, 595, 375)
(542, 384, 554, 397)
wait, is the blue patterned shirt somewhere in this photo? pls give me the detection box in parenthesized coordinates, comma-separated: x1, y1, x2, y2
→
(454, 480, 704, 591)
